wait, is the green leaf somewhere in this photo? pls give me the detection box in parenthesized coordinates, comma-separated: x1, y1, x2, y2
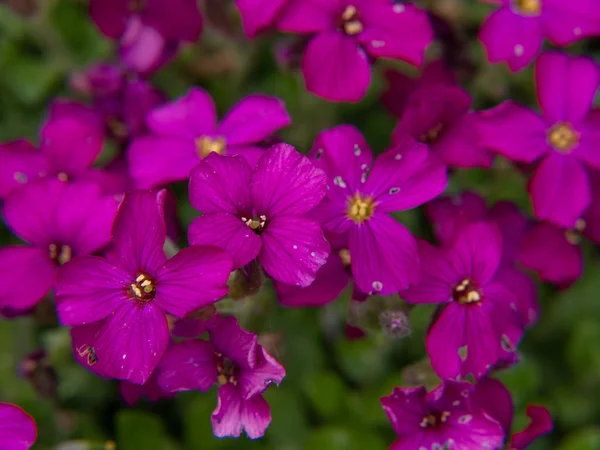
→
(116, 410, 173, 450)
(302, 370, 345, 419)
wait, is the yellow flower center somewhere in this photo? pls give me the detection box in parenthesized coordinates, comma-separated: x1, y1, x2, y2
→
(565, 218, 586, 245)
(514, 0, 541, 14)
(130, 273, 156, 301)
(453, 279, 482, 304)
(548, 123, 579, 153)
(196, 136, 226, 159)
(418, 123, 444, 144)
(419, 411, 451, 428)
(49, 244, 72, 265)
(242, 215, 267, 232)
(341, 5, 363, 35)
(347, 193, 375, 223)
(339, 249, 351, 267)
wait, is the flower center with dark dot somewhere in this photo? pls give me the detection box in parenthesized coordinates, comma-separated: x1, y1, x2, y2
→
(347, 193, 375, 223)
(340, 5, 363, 36)
(548, 123, 579, 153)
(130, 273, 156, 301)
(242, 215, 267, 233)
(453, 278, 481, 304)
(418, 123, 444, 144)
(215, 353, 239, 386)
(196, 136, 226, 159)
(514, 0, 541, 14)
(49, 244, 72, 265)
(419, 411, 450, 428)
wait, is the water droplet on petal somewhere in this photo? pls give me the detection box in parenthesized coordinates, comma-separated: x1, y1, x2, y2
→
(372, 281, 383, 292)
(333, 176, 347, 188)
(354, 144, 361, 156)
(394, 153, 402, 160)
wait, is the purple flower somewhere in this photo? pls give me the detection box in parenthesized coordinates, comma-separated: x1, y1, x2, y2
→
(478, 0, 600, 72)
(0, 180, 118, 312)
(392, 84, 494, 168)
(380, 380, 505, 450)
(188, 144, 329, 287)
(120, 373, 174, 406)
(0, 101, 108, 198)
(276, 0, 433, 102)
(235, 0, 289, 37)
(382, 59, 455, 117)
(478, 51, 600, 228)
(0, 403, 37, 450)
(471, 377, 553, 449)
(127, 88, 291, 188)
(310, 125, 447, 295)
(402, 222, 525, 379)
(55, 190, 233, 384)
(89, 0, 202, 44)
(157, 316, 285, 439)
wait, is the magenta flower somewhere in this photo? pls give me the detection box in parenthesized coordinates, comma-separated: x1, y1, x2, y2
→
(90, 0, 202, 43)
(402, 222, 525, 379)
(0, 180, 118, 313)
(55, 190, 232, 384)
(127, 88, 291, 188)
(235, 0, 289, 37)
(310, 125, 447, 295)
(382, 59, 455, 117)
(276, 0, 433, 102)
(392, 84, 494, 168)
(478, 51, 600, 228)
(380, 380, 505, 449)
(188, 144, 329, 287)
(0, 403, 37, 450)
(120, 373, 174, 406)
(479, 0, 600, 72)
(581, 168, 600, 244)
(0, 101, 107, 198)
(157, 316, 285, 439)
(472, 377, 553, 449)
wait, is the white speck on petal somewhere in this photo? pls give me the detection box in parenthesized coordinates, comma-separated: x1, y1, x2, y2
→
(393, 4, 405, 13)
(311, 252, 316, 257)
(361, 163, 368, 170)
(372, 281, 383, 292)
(574, 27, 582, 35)
(458, 415, 472, 424)
(333, 176, 347, 188)
(13, 172, 27, 183)
(354, 144, 361, 156)
(514, 44, 524, 57)
(122, 354, 127, 360)
(361, 173, 367, 183)
(452, 400, 460, 406)
(371, 40, 385, 48)
(389, 187, 400, 195)
(394, 153, 402, 160)
(293, 245, 298, 249)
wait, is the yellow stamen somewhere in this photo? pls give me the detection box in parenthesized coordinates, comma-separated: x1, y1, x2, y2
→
(548, 123, 579, 153)
(453, 279, 482, 304)
(339, 249, 351, 267)
(196, 136, 226, 159)
(130, 273, 156, 301)
(341, 5, 363, 35)
(514, 0, 541, 14)
(347, 193, 375, 223)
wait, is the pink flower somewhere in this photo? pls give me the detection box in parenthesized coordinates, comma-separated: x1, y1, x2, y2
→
(55, 190, 233, 384)
(127, 88, 291, 188)
(479, 0, 600, 71)
(276, 0, 433, 102)
(235, 0, 289, 37)
(0, 403, 37, 450)
(157, 316, 285, 439)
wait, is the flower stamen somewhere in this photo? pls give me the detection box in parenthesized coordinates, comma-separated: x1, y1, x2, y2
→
(49, 244, 72, 265)
(347, 193, 375, 223)
(340, 5, 363, 35)
(196, 136, 226, 159)
(513, 0, 541, 14)
(548, 123, 579, 153)
(453, 279, 482, 304)
(130, 273, 156, 301)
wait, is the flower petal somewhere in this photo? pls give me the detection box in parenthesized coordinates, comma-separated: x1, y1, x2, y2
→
(0, 140, 47, 198)
(349, 213, 419, 295)
(276, 0, 337, 33)
(217, 95, 291, 146)
(251, 143, 327, 217)
(309, 125, 373, 195)
(89, 0, 130, 38)
(0, 246, 55, 312)
(275, 252, 350, 307)
(471, 378, 514, 434)
(56, 256, 131, 326)
(143, 0, 203, 41)
(535, 51, 599, 124)
(0, 402, 37, 450)
(235, 0, 288, 37)
(239, 346, 286, 399)
(109, 190, 167, 275)
(212, 384, 271, 439)
(435, 113, 495, 168)
(70, 322, 112, 379)
(155, 246, 232, 317)
(542, 1, 600, 46)
(426, 303, 466, 379)
(529, 153, 590, 228)
(479, 8, 543, 72)
(127, 136, 198, 189)
(147, 88, 216, 139)
(94, 301, 169, 384)
(157, 340, 218, 392)
(188, 152, 253, 216)
(302, 31, 371, 102)
(511, 405, 553, 450)
(210, 316, 258, 369)
(477, 101, 549, 163)
(259, 215, 330, 287)
(577, 110, 600, 169)
(364, 138, 447, 213)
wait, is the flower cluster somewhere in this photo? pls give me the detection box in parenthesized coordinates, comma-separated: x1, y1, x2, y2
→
(7, 0, 600, 448)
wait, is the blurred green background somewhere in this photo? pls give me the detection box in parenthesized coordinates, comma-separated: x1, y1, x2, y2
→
(1, 0, 600, 448)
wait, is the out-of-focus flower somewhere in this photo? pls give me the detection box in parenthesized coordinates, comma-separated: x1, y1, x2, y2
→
(0, 180, 118, 312)
(188, 144, 329, 287)
(55, 190, 232, 384)
(235, 0, 289, 38)
(478, 0, 600, 72)
(380, 380, 505, 449)
(0, 403, 37, 450)
(478, 51, 600, 228)
(402, 223, 525, 379)
(128, 88, 291, 188)
(310, 125, 447, 295)
(157, 316, 285, 439)
(276, 0, 433, 102)
(120, 372, 174, 406)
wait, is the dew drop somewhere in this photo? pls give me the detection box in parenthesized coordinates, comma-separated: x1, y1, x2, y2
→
(333, 176, 347, 188)
(122, 354, 127, 360)
(354, 144, 361, 156)
(394, 153, 402, 160)
(372, 281, 383, 292)
(310, 252, 316, 257)
(361, 163, 368, 170)
(293, 245, 298, 249)
(361, 173, 367, 183)
(514, 44, 524, 56)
